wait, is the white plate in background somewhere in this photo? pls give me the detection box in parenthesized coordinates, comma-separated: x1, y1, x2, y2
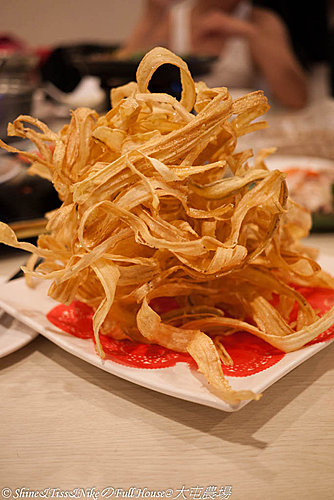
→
(0, 309, 38, 358)
(0, 275, 38, 358)
(265, 154, 334, 172)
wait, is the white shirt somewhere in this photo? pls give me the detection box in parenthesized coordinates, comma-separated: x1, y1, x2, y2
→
(169, 0, 256, 89)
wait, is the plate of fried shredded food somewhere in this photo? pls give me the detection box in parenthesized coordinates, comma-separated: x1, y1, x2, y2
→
(0, 47, 333, 411)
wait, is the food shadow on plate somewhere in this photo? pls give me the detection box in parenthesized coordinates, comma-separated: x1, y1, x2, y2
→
(31, 334, 334, 452)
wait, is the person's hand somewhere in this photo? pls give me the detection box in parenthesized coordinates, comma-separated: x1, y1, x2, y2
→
(195, 9, 255, 54)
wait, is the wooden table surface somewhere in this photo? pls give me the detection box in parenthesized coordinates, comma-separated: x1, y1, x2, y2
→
(0, 234, 333, 500)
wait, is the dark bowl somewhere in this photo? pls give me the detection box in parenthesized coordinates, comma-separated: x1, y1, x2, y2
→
(78, 48, 216, 104)
(40, 43, 217, 106)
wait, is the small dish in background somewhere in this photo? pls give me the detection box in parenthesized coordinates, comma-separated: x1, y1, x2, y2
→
(265, 155, 334, 232)
(0, 309, 38, 358)
(0, 276, 38, 358)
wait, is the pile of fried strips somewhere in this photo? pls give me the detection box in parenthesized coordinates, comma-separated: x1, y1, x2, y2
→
(1, 47, 334, 405)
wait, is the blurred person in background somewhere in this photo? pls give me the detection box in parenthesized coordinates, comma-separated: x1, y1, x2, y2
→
(252, 0, 328, 71)
(253, 0, 330, 101)
(121, 0, 309, 109)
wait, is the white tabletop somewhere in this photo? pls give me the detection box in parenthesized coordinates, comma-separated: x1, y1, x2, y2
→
(0, 234, 333, 500)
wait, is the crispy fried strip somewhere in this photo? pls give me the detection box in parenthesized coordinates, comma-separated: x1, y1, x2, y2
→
(136, 47, 196, 112)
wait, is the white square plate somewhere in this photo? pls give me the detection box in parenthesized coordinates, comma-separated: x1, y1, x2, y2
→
(0, 254, 333, 412)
